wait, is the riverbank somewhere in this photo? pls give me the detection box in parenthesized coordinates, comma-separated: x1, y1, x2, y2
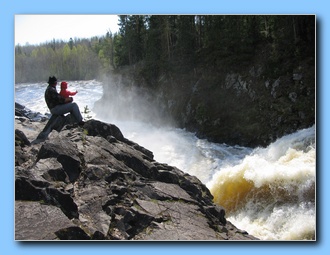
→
(15, 103, 258, 240)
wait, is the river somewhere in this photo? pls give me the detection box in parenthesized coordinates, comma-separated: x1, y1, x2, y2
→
(15, 79, 316, 241)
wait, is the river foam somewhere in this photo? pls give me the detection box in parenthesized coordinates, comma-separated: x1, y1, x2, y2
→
(207, 126, 316, 240)
(15, 80, 316, 240)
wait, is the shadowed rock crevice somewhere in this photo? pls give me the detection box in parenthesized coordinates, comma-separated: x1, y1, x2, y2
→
(15, 104, 258, 240)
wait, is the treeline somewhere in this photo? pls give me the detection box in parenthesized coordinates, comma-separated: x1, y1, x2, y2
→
(15, 15, 315, 84)
(115, 15, 315, 84)
(15, 35, 119, 83)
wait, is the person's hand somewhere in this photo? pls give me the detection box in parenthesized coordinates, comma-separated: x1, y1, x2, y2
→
(65, 97, 73, 103)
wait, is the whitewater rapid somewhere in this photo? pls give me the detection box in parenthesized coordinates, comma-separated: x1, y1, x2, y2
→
(15, 80, 316, 241)
(14, 80, 103, 120)
(208, 126, 316, 240)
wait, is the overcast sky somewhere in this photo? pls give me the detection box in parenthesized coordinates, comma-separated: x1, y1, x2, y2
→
(15, 15, 120, 46)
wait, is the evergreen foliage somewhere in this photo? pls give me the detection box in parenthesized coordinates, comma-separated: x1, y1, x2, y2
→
(114, 15, 315, 83)
(14, 15, 315, 147)
(15, 15, 315, 84)
(15, 37, 116, 83)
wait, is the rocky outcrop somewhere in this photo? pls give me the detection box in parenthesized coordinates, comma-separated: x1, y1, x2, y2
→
(98, 53, 315, 147)
(15, 104, 257, 240)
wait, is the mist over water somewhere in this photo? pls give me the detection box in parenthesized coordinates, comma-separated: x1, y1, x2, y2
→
(15, 78, 316, 241)
(94, 74, 170, 126)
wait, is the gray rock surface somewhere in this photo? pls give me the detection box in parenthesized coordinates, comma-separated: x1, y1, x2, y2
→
(15, 104, 258, 241)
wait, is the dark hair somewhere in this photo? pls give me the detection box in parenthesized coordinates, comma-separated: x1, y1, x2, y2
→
(47, 76, 57, 85)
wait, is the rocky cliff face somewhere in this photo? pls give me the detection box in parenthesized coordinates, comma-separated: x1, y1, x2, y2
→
(157, 63, 315, 147)
(15, 104, 257, 240)
(99, 52, 315, 148)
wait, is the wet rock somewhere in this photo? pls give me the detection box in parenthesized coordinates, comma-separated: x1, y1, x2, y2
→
(15, 102, 49, 122)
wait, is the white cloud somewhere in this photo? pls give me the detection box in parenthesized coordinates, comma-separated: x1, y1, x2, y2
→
(15, 14, 120, 45)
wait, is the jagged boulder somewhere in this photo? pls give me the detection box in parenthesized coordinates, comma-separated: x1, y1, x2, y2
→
(15, 102, 49, 122)
(14, 104, 258, 241)
(15, 201, 88, 240)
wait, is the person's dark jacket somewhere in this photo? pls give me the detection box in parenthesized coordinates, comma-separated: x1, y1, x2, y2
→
(45, 85, 66, 110)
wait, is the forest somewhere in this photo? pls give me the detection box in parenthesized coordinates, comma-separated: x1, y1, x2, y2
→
(15, 15, 314, 84)
(15, 15, 315, 146)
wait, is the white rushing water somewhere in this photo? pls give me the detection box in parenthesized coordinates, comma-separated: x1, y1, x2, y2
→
(15, 80, 316, 241)
(15, 80, 103, 119)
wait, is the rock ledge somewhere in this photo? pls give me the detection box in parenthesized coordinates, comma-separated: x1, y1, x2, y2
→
(15, 104, 257, 241)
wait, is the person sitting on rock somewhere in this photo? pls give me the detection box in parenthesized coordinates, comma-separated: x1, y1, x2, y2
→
(44, 76, 84, 126)
(60, 81, 78, 99)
